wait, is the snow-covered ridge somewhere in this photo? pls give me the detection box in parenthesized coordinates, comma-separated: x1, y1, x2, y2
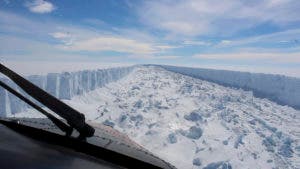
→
(0, 66, 134, 117)
(159, 65, 300, 110)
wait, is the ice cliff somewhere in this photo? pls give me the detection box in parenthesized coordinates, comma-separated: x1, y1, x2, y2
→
(160, 65, 300, 110)
(0, 66, 134, 117)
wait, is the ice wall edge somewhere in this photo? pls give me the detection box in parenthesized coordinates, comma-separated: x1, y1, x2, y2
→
(0, 66, 134, 117)
(159, 65, 300, 110)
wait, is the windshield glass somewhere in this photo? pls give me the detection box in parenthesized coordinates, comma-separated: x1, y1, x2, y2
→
(1, 1, 300, 169)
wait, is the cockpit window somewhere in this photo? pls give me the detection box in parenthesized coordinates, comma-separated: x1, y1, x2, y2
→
(1, 1, 300, 169)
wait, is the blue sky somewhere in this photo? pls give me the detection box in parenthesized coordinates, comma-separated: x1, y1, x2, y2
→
(1, 0, 300, 76)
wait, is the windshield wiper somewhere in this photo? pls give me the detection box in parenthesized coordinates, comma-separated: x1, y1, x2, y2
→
(0, 80, 73, 136)
(0, 63, 95, 139)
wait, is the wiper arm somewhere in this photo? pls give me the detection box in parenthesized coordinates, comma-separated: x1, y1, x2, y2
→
(0, 63, 95, 139)
(0, 80, 73, 136)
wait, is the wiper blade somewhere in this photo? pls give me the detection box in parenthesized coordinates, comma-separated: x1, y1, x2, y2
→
(0, 63, 95, 139)
(0, 80, 73, 136)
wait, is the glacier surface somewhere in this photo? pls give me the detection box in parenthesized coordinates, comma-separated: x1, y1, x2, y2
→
(1, 65, 300, 169)
(30, 65, 298, 169)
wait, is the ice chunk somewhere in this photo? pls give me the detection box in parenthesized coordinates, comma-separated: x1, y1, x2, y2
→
(168, 133, 177, 144)
(192, 158, 201, 166)
(222, 140, 228, 145)
(102, 120, 115, 128)
(133, 100, 143, 108)
(203, 161, 232, 169)
(185, 126, 203, 140)
(184, 111, 202, 122)
(234, 134, 244, 149)
(278, 137, 293, 158)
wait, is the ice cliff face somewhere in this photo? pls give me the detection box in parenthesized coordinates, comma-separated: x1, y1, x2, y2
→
(0, 66, 134, 117)
(160, 65, 300, 110)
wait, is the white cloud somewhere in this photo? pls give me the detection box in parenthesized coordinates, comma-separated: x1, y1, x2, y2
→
(214, 29, 300, 48)
(129, 54, 181, 60)
(50, 32, 75, 46)
(0, 11, 53, 35)
(183, 40, 211, 46)
(60, 36, 156, 54)
(0, 11, 169, 63)
(193, 52, 300, 63)
(0, 11, 177, 57)
(219, 40, 232, 45)
(155, 55, 181, 59)
(50, 32, 71, 39)
(139, 0, 300, 36)
(155, 45, 180, 51)
(25, 0, 56, 14)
